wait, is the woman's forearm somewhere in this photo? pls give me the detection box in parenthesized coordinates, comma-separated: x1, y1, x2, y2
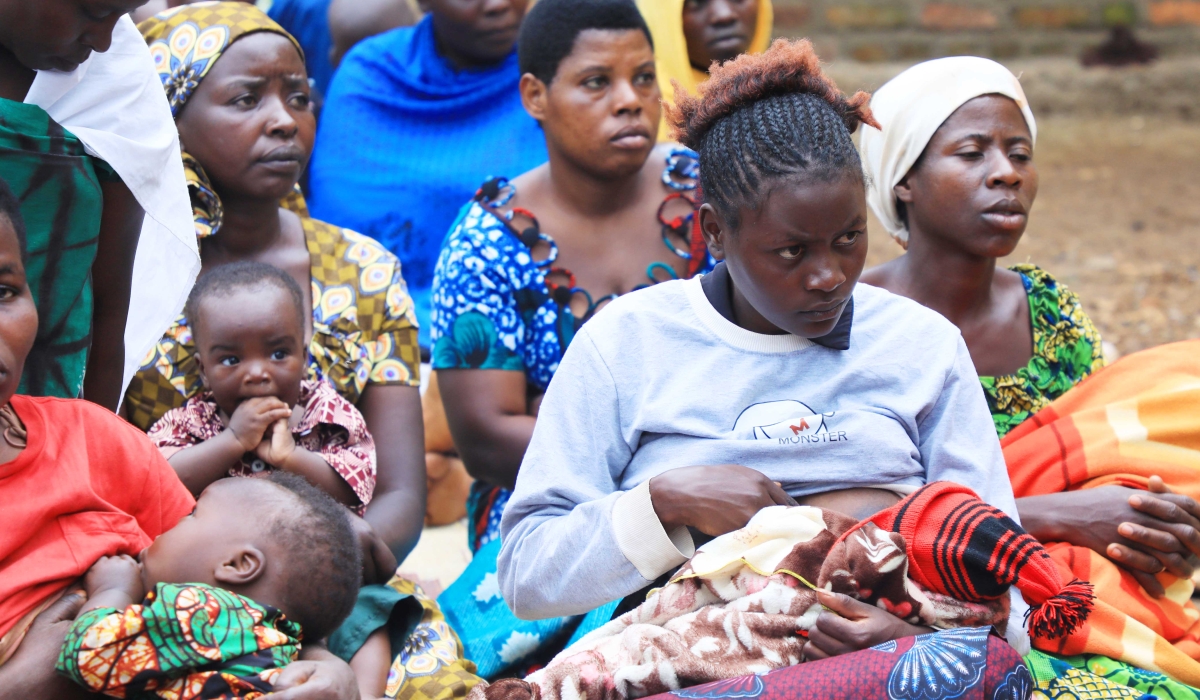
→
(359, 384, 425, 561)
(453, 413, 536, 490)
(84, 180, 143, 411)
(436, 369, 537, 490)
(1015, 494, 1069, 543)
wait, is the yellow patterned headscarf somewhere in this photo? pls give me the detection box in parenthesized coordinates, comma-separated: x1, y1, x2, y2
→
(138, 1, 303, 117)
(635, 0, 773, 141)
(138, 2, 304, 239)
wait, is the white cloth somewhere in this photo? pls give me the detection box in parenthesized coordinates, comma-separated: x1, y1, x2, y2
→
(860, 56, 1037, 245)
(25, 15, 199, 399)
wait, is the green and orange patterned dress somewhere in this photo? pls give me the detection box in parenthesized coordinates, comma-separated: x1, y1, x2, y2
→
(56, 583, 301, 699)
(981, 264, 1104, 439)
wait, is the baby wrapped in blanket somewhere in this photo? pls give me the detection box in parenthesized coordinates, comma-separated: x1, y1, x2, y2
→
(473, 482, 1093, 700)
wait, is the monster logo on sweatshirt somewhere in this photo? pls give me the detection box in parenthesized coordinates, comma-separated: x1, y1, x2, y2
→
(733, 400, 847, 445)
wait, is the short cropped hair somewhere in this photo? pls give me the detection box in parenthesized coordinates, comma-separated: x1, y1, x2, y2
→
(0, 177, 28, 263)
(263, 471, 362, 640)
(184, 261, 306, 332)
(518, 0, 653, 85)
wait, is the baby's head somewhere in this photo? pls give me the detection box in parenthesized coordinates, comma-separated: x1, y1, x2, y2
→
(186, 261, 307, 416)
(139, 472, 361, 640)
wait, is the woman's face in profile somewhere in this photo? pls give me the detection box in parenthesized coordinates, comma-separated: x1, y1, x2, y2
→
(0, 215, 36, 408)
(525, 28, 661, 180)
(175, 33, 316, 203)
(0, 0, 144, 72)
(896, 94, 1039, 259)
(702, 175, 868, 339)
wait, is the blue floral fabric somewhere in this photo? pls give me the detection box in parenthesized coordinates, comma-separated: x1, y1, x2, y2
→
(430, 147, 708, 391)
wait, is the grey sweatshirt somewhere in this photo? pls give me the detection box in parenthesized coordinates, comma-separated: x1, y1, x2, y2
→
(497, 276, 1025, 645)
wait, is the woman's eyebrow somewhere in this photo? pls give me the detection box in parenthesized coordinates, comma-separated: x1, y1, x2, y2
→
(223, 76, 269, 90)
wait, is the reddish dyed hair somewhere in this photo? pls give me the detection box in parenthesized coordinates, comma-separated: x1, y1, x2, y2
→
(666, 39, 880, 228)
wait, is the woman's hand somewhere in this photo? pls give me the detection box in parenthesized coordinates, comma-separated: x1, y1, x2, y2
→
(1018, 476, 1200, 598)
(803, 590, 931, 660)
(0, 591, 94, 700)
(649, 465, 797, 537)
(349, 514, 399, 585)
(267, 646, 360, 699)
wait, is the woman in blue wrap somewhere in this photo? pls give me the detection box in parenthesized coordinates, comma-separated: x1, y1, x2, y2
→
(308, 0, 547, 346)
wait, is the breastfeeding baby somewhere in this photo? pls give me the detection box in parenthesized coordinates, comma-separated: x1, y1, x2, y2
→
(56, 472, 361, 697)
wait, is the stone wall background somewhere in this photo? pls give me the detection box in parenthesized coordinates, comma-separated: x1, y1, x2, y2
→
(773, 0, 1200, 61)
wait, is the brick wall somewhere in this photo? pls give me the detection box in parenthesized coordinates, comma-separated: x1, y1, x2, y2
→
(774, 0, 1200, 60)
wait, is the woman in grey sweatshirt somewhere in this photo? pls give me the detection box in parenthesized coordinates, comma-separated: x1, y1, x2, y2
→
(498, 39, 1030, 658)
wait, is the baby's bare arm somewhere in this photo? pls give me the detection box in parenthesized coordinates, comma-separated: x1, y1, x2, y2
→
(348, 628, 391, 699)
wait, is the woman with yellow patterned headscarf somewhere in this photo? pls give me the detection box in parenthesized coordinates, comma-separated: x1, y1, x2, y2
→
(635, 0, 773, 138)
(129, 6, 479, 700)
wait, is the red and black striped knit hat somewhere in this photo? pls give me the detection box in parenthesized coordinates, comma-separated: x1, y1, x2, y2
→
(839, 481, 1094, 640)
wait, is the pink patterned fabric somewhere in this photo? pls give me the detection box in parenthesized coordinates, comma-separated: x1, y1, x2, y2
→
(148, 379, 376, 513)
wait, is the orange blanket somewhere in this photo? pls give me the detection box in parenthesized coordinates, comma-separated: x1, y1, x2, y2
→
(1002, 339, 1200, 685)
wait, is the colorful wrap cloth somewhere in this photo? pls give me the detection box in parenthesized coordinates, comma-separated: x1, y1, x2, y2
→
(468, 483, 1082, 700)
(479, 628, 1032, 700)
(643, 628, 1031, 700)
(138, 2, 302, 118)
(1002, 339, 1200, 689)
(56, 583, 301, 699)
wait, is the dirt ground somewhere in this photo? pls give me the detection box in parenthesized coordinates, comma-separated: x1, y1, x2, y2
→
(863, 115, 1200, 358)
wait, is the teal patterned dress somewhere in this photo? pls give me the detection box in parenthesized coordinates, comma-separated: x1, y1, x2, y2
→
(0, 99, 116, 398)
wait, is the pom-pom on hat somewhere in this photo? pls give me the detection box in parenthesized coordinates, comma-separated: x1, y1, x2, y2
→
(837, 481, 1094, 640)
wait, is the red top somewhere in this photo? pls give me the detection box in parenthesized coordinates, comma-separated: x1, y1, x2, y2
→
(0, 395, 195, 638)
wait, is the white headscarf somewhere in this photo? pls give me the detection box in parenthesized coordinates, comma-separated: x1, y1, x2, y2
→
(860, 56, 1037, 245)
(24, 15, 199, 400)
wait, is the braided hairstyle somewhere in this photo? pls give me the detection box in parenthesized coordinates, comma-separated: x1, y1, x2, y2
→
(668, 39, 879, 230)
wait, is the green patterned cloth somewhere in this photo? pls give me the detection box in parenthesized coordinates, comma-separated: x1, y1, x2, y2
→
(1026, 649, 1200, 699)
(57, 583, 301, 699)
(981, 264, 1104, 439)
(0, 98, 115, 398)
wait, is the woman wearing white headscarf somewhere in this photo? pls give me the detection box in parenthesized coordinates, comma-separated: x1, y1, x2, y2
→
(859, 56, 1103, 440)
(860, 57, 1200, 699)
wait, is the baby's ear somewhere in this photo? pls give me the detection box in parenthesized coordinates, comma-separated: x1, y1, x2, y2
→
(195, 355, 211, 391)
(214, 546, 265, 586)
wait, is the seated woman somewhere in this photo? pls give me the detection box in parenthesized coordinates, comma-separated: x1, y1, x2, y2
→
(430, 0, 714, 677)
(861, 57, 1200, 698)
(858, 57, 1104, 440)
(0, 176, 358, 699)
(496, 38, 1031, 689)
(127, 6, 476, 699)
(309, 0, 546, 344)
(635, 0, 772, 137)
(0, 0, 196, 409)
